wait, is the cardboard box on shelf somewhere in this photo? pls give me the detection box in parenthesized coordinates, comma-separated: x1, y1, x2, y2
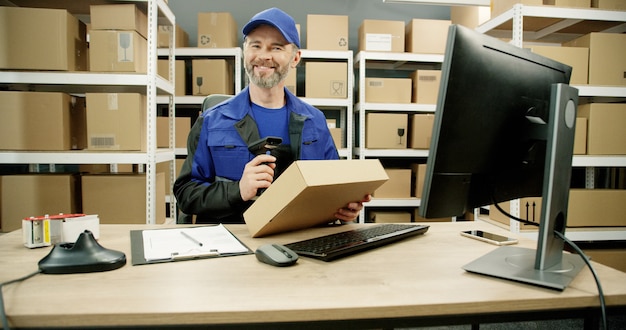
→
(411, 70, 441, 104)
(451, 6, 491, 29)
(243, 159, 388, 237)
(591, 0, 626, 10)
(0, 91, 79, 151)
(285, 67, 298, 95)
(544, 0, 590, 7)
(491, 0, 543, 17)
(564, 33, 626, 86)
(568, 189, 626, 227)
(358, 19, 405, 52)
(366, 113, 409, 149)
(370, 211, 412, 223)
(414, 207, 453, 222)
(157, 59, 186, 96)
(158, 24, 189, 48)
(0, 6, 87, 71)
(573, 117, 587, 155)
(89, 30, 147, 73)
(90, 4, 148, 38)
(192, 59, 233, 96)
(156, 116, 191, 148)
(197, 12, 238, 48)
(489, 197, 543, 230)
(411, 163, 427, 198)
(373, 168, 412, 198)
(529, 45, 589, 85)
(306, 14, 349, 51)
(409, 114, 435, 149)
(583, 248, 626, 273)
(364, 78, 412, 103)
(81, 172, 166, 225)
(578, 103, 626, 155)
(0, 174, 80, 233)
(85, 93, 147, 151)
(157, 159, 185, 193)
(405, 19, 451, 54)
(305, 62, 347, 98)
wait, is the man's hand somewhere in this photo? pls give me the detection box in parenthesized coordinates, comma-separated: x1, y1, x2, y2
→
(334, 194, 372, 222)
(239, 154, 276, 201)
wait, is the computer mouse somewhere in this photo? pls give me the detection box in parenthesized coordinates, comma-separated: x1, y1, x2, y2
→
(255, 244, 298, 267)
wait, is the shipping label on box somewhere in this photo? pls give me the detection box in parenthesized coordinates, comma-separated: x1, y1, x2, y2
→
(305, 62, 347, 98)
(307, 14, 349, 50)
(243, 160, 388, 237)
(197, 12, 238, 48)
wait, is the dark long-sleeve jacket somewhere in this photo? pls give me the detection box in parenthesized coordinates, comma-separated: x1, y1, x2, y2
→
(173, 87, 339, 223)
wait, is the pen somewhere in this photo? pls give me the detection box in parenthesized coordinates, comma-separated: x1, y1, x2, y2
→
(181, 231, 203, 247)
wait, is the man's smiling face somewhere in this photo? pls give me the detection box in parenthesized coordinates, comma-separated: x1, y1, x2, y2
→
(243, 24, 298, 89)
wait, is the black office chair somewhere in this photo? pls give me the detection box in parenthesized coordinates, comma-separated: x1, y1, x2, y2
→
(177, 94, 233, 224)
(201, 93, 232, 112)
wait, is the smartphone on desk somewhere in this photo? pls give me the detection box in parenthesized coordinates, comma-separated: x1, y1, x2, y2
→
(461, 230, 518, 246)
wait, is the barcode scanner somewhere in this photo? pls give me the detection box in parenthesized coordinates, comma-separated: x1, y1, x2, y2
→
(247, 136, 282, 196)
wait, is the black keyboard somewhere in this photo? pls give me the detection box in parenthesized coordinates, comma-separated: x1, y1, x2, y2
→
(284, 223, 429, 262)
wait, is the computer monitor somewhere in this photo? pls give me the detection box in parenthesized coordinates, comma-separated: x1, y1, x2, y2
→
(420, 25, 585, 290)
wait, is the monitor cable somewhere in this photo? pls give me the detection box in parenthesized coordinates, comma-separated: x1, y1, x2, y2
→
(493, 201, 608, 330)
(0, 270, 41, 330)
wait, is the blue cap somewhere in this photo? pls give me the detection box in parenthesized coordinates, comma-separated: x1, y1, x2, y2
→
(242, 8, 300, 48)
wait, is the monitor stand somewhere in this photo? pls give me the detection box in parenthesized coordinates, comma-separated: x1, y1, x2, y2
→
(463, 84, 586, 291)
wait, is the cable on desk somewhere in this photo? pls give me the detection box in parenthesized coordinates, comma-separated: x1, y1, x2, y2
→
(0, 270, 41, 330)
(493, 201, 607, 330)
(556, 230, 607, 330)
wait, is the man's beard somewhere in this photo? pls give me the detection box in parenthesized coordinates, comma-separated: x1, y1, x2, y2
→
(244, 59, 290, 89)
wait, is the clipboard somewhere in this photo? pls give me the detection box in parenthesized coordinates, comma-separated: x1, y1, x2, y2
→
(130, 224, 252, 266)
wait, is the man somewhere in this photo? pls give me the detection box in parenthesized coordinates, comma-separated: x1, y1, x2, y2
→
(174, 7, 369, 224)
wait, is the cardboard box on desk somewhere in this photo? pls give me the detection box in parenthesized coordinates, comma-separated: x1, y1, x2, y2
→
(243, 160, 388, 238)
(0, 6, 87, 71)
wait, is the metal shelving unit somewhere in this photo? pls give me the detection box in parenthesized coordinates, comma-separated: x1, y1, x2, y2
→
(300, 49, 354, 159)
(0, 0, 177, 225)
(475, 4, 626, 240)
(354, 51, 444, 222)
